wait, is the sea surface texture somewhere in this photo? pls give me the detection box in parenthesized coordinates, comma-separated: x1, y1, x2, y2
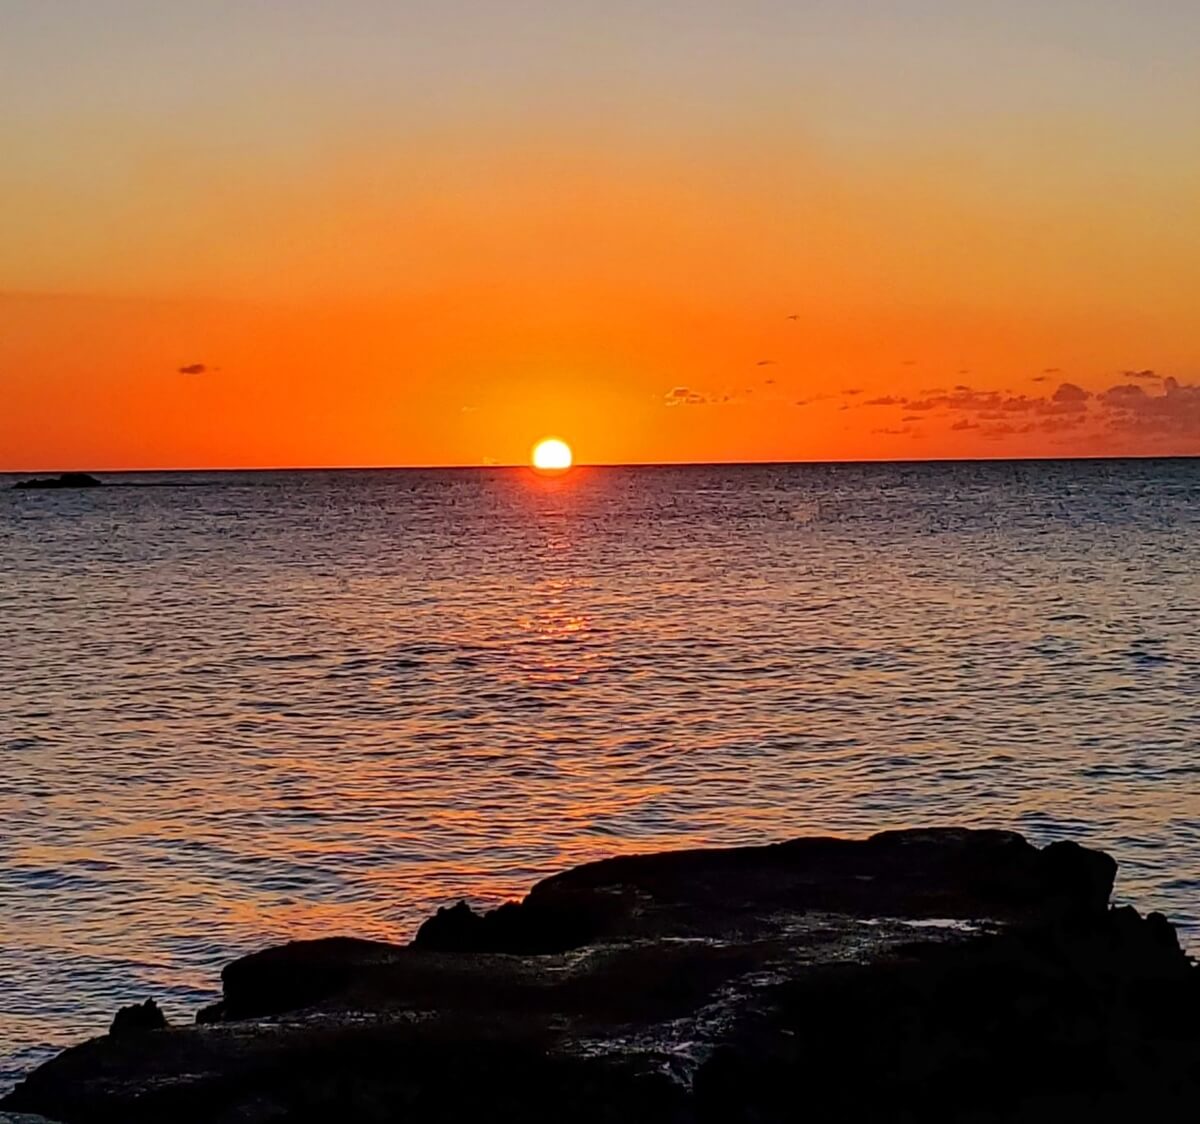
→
(1, 461, 1197, 1086)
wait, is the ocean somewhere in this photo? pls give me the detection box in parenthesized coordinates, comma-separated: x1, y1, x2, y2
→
(1, 460, 1197, 1087)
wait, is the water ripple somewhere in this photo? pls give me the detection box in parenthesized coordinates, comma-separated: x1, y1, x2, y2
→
(1, 460, 1198, 1089)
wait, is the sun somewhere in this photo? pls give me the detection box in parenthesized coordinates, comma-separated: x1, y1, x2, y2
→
(531, 437, 573, 471)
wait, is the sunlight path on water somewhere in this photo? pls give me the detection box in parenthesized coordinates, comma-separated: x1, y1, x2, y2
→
(0, 460, 1197, 1086)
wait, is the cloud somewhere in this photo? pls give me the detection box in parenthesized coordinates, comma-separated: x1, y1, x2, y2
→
(843, 388, 863, 397)
(1120, 369, 1160, 381)
(905, 387, 1003, 412)
(665, 384, 759, 407)
(1038, 414, 1087, 433)
(1099, 376, 1200, 437)
(1033, 382, 1092, 416)
(177, 363, 208, 375)
(979, 421, 1039, 439)
(793, 393, 835, 408)
(810, 373, 1199, 444)
(665, 386, 709, 407)
(1099, 383, 1149, 409)
(1051, 382, 1089, 403)
(840, 377, 1108, 439)
(872, 426, 912, 436)
(895, 382, 1089, 420)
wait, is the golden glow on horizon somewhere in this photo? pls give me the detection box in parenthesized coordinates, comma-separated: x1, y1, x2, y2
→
(532, 438, 573, 471)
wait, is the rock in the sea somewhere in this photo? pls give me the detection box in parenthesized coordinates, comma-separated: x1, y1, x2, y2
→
(13, 473, 102, 490)
(3, 827, 1197, 1123)
(108, 999, 167, 1037)
(208, 936, 404, 1021)
(413, 894, 606, 954)
(414, 826, 1116, 953)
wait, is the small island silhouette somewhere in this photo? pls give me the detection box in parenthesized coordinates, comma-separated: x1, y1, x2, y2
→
(13, 472, 103, 490)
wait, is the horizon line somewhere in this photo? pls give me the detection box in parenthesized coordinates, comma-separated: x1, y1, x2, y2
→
(4, 452, 1198, 475)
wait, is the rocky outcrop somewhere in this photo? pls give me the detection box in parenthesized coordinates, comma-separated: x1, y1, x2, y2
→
(13, 473, 102, 490)
(3, 828, 1197, 1123)
(108, 1000, 167, 1037)
(415, 827, 1116, 952)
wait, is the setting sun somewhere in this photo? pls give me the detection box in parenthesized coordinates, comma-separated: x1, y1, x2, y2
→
(532, 438, 573, 471)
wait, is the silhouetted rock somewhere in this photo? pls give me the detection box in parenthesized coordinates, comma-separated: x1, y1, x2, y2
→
(108, 999, 167, 1037)
(212, 936, 403, 1021)
(414, 827, 1116, 955)
(3, 828, 1197, 1123)
(414, 894, 608, 954)
(13, 473, 102, 490)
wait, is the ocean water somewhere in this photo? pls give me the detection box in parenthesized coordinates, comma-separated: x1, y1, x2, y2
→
(1, 460, 1197, 1087)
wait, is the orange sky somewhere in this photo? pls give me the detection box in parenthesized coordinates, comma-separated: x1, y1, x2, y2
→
(3, 3, 1199, 469)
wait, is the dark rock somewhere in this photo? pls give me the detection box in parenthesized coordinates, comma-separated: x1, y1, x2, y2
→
(414, 894, 608, 954)
(693, 906, 1200, 1123)
(416, 826, 1116, 955)
(3, 827, 1197, 1124)
(215, 937, 404, 1020)
(13, 473, 102, 490)
(413, 900, 484, 950)
(109, 999, 167, 1037)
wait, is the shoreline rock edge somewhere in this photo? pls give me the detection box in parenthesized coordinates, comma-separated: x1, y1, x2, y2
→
(4, 827, 1197, 1123)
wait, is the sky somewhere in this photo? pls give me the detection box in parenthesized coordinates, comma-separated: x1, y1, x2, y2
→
(3, 0, 1199, 469)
